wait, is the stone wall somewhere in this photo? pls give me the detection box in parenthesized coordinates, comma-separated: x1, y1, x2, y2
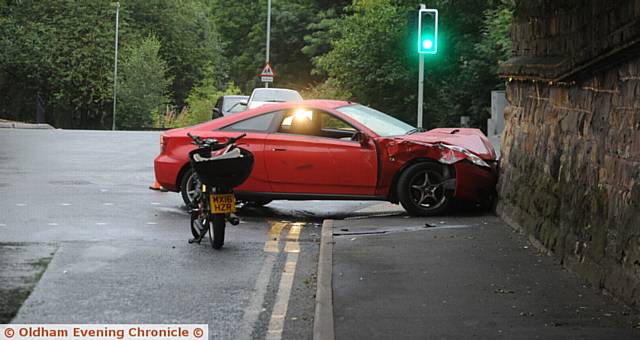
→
(501, 0, 640, 81)
(498, 0, 640, 306)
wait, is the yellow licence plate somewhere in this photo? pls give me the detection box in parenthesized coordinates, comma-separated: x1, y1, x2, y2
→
(210, 194, 236, 214)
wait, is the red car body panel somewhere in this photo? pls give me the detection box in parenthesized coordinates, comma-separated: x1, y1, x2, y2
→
(263, 133, 378, 195)
(153, 100, 497, 203)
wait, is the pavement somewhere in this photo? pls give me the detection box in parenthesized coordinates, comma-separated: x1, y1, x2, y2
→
(321, 203, 640, 340)
(0, 119, 54, 129)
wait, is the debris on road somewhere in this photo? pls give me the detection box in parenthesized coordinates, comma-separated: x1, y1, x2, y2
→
(494, 288, 515, 294)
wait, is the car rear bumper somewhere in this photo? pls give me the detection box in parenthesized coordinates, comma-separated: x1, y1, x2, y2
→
(154, 154, 184, 192)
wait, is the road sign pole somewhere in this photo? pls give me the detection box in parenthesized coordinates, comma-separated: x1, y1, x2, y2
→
(264, 0, 271, 88)
(112, 1, 120, 131)
(417, 53, 424, 128)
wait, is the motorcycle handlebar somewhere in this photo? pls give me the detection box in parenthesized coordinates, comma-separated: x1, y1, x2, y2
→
(227, 133, 247, 144)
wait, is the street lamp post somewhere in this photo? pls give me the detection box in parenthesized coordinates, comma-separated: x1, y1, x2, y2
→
(264, 0, 271, 88)
(112, 1, 120, 131)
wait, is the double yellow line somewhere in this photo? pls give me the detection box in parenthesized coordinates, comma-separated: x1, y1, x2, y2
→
(264, 221, 303, 253)
(265, 220, 304, 340)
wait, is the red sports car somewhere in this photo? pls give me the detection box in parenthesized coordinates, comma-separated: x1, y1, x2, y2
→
(154, 100, 497, 216)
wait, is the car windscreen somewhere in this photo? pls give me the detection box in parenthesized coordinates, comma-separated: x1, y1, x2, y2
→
(336, 104, 414, 137)
(223, 97, 248, 113)
(251, 90, 302, 103)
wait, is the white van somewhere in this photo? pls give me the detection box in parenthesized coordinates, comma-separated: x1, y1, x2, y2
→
(246, 88, 303, 109)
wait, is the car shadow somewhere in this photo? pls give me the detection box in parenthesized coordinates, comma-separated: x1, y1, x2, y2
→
(235, 199, 492, 222)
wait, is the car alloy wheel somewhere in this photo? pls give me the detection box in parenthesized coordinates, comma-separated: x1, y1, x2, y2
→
(397, 162, 452, 216)
(180, 168, 201, 207)
(409, 170, 446, 210)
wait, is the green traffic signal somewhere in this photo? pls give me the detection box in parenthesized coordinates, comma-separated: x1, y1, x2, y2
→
(418, 9, 438, 54)
(422, 38, 433, 50)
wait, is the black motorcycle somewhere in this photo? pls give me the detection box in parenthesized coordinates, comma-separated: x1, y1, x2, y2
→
(186, 132, 254, 249)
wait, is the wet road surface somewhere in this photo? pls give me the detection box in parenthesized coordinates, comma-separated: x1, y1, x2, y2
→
(0, 129, 380, 339)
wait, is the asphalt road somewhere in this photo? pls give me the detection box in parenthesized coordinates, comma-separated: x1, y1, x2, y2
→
(0, 129, 378, 339)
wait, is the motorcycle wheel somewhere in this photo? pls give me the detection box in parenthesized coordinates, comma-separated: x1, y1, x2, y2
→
(209, 214, 226, 250)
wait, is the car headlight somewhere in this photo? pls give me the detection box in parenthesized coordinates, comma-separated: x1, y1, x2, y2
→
(437, 144, 490, 168)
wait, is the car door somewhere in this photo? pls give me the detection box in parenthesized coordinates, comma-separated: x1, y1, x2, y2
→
(216, 111, 280, 192)
(264, 108, 378, 196)
(320, 112, 378, 195)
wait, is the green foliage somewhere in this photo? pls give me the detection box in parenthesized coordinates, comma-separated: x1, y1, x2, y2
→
(182, 79, 240, 127)
(302, 8, 343, 76)
(117, 35, 171, 130)
(124, 0, 226, 106)
(300, 79, 352, 100)
(0, 0, 116, 128)
(0, 0, 513, 131)
(430, 0, 514, 127)
(155, 75, 240, 128)
(0, 0, 226, 129)
(313, 0, 414, 121)
(211, 0, 321, 91)
(308, 0, 513, 129)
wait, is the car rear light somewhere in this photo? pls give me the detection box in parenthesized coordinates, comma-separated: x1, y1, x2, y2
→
(160, 135, 166, 153)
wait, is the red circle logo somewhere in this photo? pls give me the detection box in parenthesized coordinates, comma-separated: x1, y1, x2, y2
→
(4, 328, 15, 338)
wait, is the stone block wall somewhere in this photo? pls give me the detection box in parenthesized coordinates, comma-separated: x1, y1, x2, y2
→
(501, 0, 640, 81)
(497, 56, 640, 306)
(498, 0, 640, 307)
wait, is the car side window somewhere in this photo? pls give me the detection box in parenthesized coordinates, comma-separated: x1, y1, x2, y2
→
(220, 112, 277, 132)
(277, 109, 357, 140)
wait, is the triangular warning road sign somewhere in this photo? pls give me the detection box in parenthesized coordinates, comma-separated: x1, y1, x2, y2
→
(259, 63, 275, 77)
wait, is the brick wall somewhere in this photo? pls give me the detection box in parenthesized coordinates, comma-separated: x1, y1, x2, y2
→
(498, 0, 640, 306)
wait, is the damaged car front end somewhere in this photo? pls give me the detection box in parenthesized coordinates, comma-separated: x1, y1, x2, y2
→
(375, 128, 498, 215)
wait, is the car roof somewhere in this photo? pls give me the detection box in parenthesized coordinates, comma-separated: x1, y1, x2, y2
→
(241, 99, 352, 112)
(251, 88, 297, 93)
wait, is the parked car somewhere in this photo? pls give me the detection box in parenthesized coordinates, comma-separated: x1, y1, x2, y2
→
(211, 95, 249, 119)
(154, 100, 497, 216)
(246, 88, 302, 109)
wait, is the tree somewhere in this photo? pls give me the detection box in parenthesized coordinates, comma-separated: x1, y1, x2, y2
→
(307, 0, 513, 129)
(116, 35, 171, 130)
(312, 0, 416, 122)
(123, 0, 226, 106)
(211, 0, 321, 92)
(180, 70, 240, 127)
(0, 0, 116, 128)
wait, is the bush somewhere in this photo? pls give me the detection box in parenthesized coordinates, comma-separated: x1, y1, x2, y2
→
(300, 78, 352, 100)
(117, 35, 171, 130)
(154, 74, 241, 129)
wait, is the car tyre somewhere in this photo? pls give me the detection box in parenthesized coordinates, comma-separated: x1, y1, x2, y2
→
(397, 162, 452, 216)
(180, 167, 200, 207)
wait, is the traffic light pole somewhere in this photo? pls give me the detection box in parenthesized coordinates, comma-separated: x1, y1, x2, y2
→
(417, 53, 424, 128)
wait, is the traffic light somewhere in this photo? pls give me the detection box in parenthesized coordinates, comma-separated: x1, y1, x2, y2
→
(418, 8, 438, 54)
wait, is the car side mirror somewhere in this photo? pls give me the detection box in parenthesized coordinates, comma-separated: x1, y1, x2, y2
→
(353, 131, 369, 147)
(212, 108, 222, 119)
